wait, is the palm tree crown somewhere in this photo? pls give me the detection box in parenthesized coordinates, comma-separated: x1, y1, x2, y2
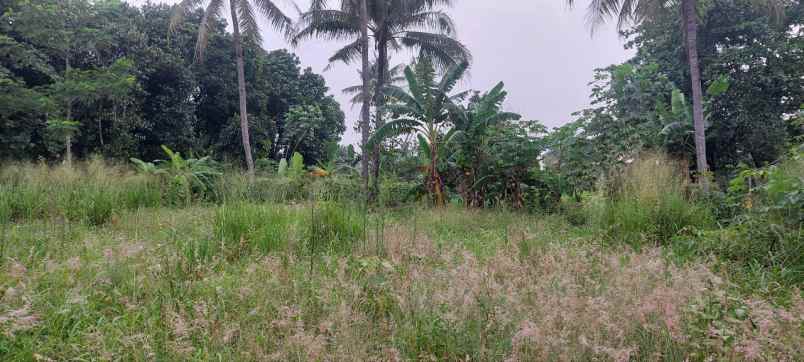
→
(170, 0, 295, 59)
(294, 0, 470, 70)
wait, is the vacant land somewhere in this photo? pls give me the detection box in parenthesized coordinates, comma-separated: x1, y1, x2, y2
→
(1, 198, 801, 361)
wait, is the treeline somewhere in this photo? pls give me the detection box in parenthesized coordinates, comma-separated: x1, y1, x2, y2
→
(0, 0, 344, 164)
(547, 0, 803, 193)
(371, 0, 802, 210)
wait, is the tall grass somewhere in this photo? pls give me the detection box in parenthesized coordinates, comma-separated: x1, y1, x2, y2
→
(303, 201, 365, 256)
(0, 160, 365, 226)
(214, 203, 296, 256)
(0, 160, 162, 225)
(589, 153, 714, 246)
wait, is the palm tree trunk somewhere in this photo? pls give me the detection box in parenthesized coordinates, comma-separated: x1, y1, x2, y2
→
(682, 0, 709, 189)
(64, 55, 73, 168)
(370, 38, 388, 201)
(230, 0, 256, 181)
(359, 0, 371, 194)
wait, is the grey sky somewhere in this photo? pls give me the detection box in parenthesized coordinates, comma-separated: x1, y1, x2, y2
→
(135, 0, 633, 144)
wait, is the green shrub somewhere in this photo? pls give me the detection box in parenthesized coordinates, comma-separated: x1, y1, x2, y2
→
(131, 145, 222, 205)
(379, 177, 420, 207)
(558, 197, 588, 226)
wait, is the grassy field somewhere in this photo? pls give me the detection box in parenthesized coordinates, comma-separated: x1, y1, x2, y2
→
(0, 162, 802, 361)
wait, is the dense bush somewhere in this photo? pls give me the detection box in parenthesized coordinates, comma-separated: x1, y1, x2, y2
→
(589, 153, 714, 246)
(677, 150, 804, 288)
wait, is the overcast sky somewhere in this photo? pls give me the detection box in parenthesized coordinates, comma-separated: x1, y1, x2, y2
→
(135, 0, 633, 144)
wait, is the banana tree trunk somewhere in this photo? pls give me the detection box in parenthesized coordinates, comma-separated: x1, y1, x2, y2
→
(430, 140, 444, 207)
(359, 0, 371, 194)
(682, 0, 709, 190)
(230, 0, 255, 181)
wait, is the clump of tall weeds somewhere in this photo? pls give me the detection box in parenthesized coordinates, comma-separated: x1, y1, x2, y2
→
(0, 159, 161, 225)
(590, 152, 713, 246)
(214, 203, 296, 257)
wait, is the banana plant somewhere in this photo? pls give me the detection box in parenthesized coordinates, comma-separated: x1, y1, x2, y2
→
(368, 58, 469, 206)
(659, 75, 730, 143)
(131, 145, 221, 203)
(448, 82, 521, 207)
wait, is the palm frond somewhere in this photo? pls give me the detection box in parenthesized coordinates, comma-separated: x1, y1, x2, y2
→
(367, 118, 423, 148)
(252, 0, 296, 39)
(437, 60, 469, 94)
(395, 10, 456, 35)
(399, 31, 471, 70)
(239, 0, 262, 44)
(585, 0, 623, 32)
(326, 39, 362, 66)
(195, 0, 225, 60)
(293, 9, 359, 45)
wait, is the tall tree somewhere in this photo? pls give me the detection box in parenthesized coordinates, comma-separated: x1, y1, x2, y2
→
(171, 0, 295, 179)
(360, 0, 372, 192)
(294, 0, 471, 198)
(567, 0, 781, 188)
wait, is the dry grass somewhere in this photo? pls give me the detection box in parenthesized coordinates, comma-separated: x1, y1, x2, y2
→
(0, 205, 801, 361)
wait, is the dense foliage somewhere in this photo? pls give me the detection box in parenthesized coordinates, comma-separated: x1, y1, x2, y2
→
(552, 0, 803, 191)
(0, 0, 803, 360)
(0, 0, 345, 165)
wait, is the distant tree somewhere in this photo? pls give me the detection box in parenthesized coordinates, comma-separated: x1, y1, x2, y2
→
(568, 0, 784, 188)
(171, 0, 295, 179)
(295, 0, 471, 198)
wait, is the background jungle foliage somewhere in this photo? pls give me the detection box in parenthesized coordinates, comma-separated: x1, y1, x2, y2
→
(0, 0, 344, 165)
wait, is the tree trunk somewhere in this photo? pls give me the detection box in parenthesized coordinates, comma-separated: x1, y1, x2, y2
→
(359, 0, 371, 195)
(230, 0, 255, 181)
(370, 38, 388, 201)
(64, 55, 73, 168)
(431, 140, 444, 207)
(65, 133, 72, 168)
(682, 0, 709, 189)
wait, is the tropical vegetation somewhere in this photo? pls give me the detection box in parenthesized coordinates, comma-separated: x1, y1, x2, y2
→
(0, 0, 802, 360)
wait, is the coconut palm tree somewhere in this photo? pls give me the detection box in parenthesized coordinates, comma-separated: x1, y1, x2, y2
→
(368, 58, 469, 206)
(567, 0, 782, 189)
(342, 61, 406, 107)
(294, 0, 471, 198)
(170, 0, 295, 180)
